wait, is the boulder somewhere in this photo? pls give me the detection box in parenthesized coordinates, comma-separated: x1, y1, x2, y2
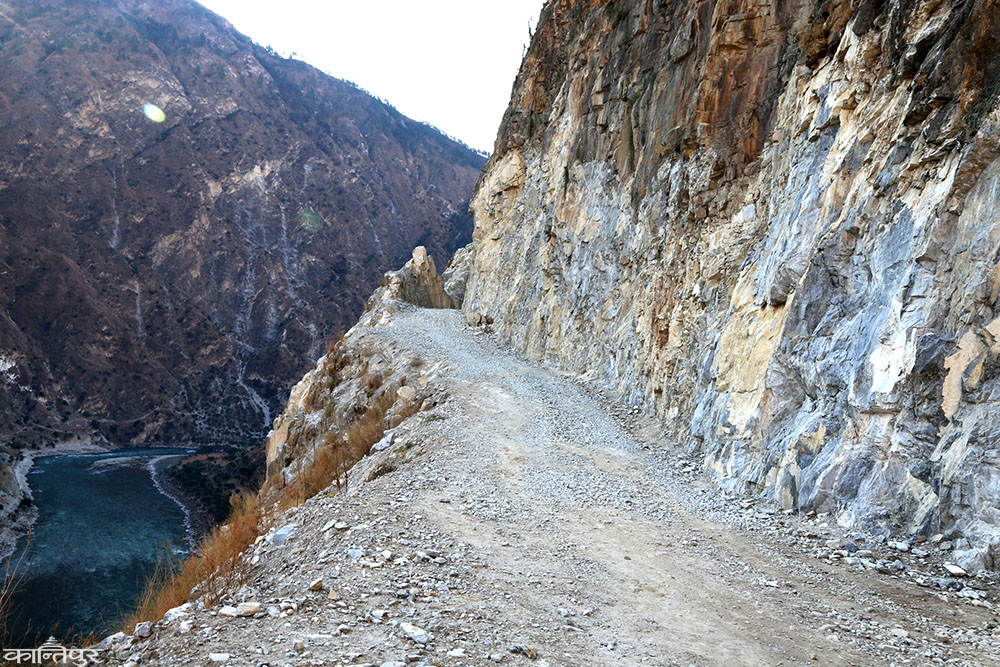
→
(270, 523, 296, 545)
(369, 246, 454, 310)
(400, 622, 433, 644)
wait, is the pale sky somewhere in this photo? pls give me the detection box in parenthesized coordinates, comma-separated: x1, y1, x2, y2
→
(197, 0, 544, 153)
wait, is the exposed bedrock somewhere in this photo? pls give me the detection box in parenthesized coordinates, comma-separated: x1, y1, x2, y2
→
(460, 0, 1000, 571)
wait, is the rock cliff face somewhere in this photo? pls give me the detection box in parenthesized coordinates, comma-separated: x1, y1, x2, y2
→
(460, 0, 1000, 571)
(0, 0, 484, 447)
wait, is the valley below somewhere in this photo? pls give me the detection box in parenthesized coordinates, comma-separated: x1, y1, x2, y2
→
(0, 0, 484, 578)
(5, 0, 1000, 662)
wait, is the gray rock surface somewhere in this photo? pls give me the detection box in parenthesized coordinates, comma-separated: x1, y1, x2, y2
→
(372, 246, 455, 311)
(461, 0, 1000, 571)
(441, 244, 473, 307)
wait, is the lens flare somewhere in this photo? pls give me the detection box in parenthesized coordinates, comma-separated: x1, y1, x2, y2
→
(142, 103, 165, 123)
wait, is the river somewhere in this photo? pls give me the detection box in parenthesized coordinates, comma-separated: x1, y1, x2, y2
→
(3, 448, 193, 646)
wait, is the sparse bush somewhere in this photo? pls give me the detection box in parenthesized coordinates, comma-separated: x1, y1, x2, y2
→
(362, 372, 384, 394)
(121, 493, 265, 632)
(279, 387, 410, 508)
(395, 441, 417, 455)
(367, 460, 396, 481)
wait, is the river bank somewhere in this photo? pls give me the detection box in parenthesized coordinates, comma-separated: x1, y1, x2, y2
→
(147, 453, 213, 546)
(0, 439, 109, 562)
(4, 447, 194, 642)
(1, 442, 252, 568)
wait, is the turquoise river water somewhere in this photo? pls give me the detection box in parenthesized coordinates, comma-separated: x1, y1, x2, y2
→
(4, 448, 192, 645)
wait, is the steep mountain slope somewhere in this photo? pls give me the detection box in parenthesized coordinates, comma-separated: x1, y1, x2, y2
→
(460, 0, 1000, 571)
(0, 0, 484, 448)
(79, 0, 1000, 658)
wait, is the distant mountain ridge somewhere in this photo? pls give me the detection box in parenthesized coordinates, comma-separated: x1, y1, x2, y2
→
(0, 0, 485, 447)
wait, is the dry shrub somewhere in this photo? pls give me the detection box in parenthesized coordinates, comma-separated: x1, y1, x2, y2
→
(276, 481, 306, 511)
(279, 387, 402, 509)
(122, 370, 421, 630)
(344, 388, 395, 460)
(324, 336, 340, 356)
(324, 338, 349, 373)
(121, 493, 264, 633)
(362, 372, 384, 394)
(324, 353, 350, 388)
(367, 460, 396, 482)
(196, 493, 263, 604)
(301, 434, 350, 497)
(119, 551, 186, 633)
(386, 396, 421, 430)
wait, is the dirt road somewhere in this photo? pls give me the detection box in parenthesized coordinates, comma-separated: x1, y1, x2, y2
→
(121, 307, 1000, 666)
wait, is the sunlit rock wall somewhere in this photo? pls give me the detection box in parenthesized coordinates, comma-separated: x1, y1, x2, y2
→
(462, 0, 1000, 571)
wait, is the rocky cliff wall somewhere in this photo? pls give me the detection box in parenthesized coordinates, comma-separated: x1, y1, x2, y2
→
(461, 0, 1000, 571)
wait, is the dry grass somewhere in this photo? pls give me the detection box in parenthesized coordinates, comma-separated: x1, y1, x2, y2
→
(302, 336, 349, 413)
(278, 438, 349, 509)
(122, 353, 426, 630)
(279, 387, 410, 509)
(120, 493, 265, 633)
(362, 372, 384, 395)
(366, 460, 396, 482)
(0, 533, 29, 648)
(324, 334, 343, 356)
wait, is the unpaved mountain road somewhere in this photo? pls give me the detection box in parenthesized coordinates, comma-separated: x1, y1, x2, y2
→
(128, 307, 1000, 666)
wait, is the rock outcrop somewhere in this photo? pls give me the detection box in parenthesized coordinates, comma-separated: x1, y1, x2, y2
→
(370, 246, 455, 312)
(264, 246, 454, 488)
(0, 0, 484, 449)
(105, 267, 1000, 666)
(461, 0, 1000, 571)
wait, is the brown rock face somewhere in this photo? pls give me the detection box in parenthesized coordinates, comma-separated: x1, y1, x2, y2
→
(0, 0, 484, 446)
(463, 0, 1000, 569)
(371, 246, 454, 311)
